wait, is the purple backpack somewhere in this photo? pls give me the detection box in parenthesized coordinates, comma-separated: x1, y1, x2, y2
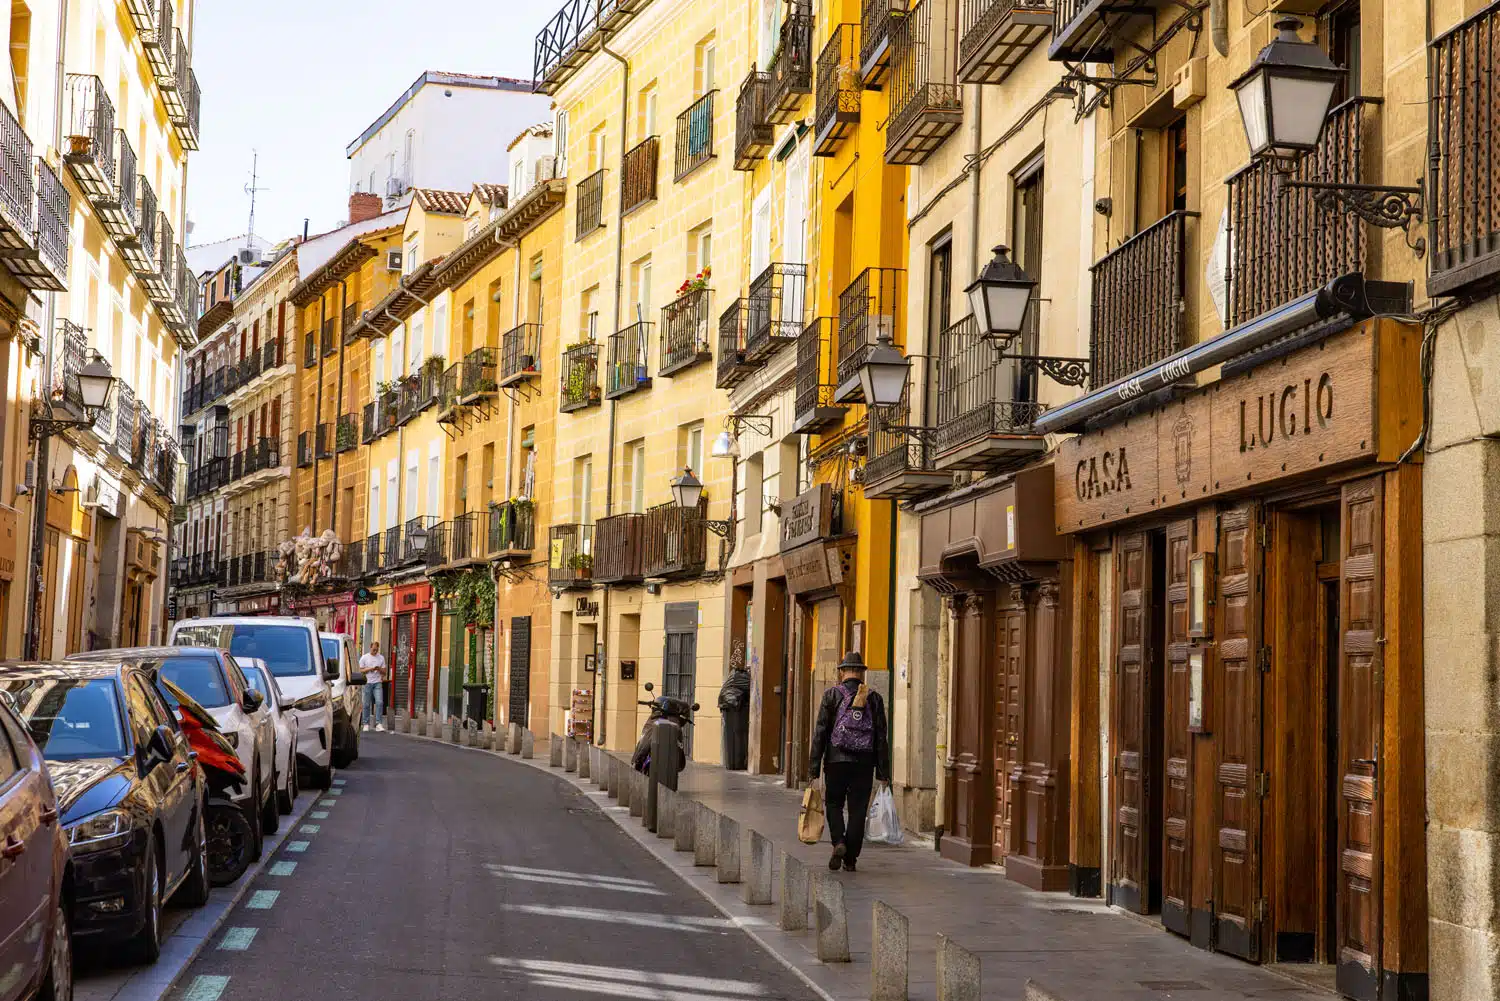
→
(830, 685, 875, 753)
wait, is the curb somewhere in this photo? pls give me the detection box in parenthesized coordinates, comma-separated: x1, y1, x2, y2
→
(390, 729, 844, 1001)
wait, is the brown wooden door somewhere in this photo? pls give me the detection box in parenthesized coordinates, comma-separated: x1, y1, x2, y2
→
(1336, 478, 1383, 1000)
(1162, 518, 1195, 936)
(1215, 503, 1266, 959)
(1112, 531, 1157, 912)
(995, 600, 1025, 857)
(945, 590, 996, 865)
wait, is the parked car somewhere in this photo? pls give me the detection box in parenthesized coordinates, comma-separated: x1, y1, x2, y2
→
(0, 661, 209, 964)
(318, 633, 364, 768)
(237, 658, 299, 814)
(168, 617, 336, 790)
(0, 689, 71, 1001)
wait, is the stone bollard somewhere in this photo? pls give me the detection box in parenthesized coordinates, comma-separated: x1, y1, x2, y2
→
(778, 852, 809, 931)
(693, 806, 718, 867)
(486, 723, 499, 751)
(521, 729, 535, 759)
(564, 737, 578, 773)
(813, 874, 851, 962)
(673, 794, 696, 852)
(872, 902, 910, 1001)
(742, 830, 773, 905)
(716, 814, 742, 884)
(427, 715, 440, 739)
(629, 771, 645, 819)
(619, 764, 634, 809)
(447, 720, 461, 744)
(384, 710, 394, 731)
(588, 746, 601, 783)
(400, 713, 412, 734)
(549, 734, 564, 767)
(607, 758, 620, 798)
(656, 787, 676, 839)
(937, 935, 981, 1001)
(460, 725, 473, 747)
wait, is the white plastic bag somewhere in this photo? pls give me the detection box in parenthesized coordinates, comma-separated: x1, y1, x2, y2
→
(865, 785, 904, 845)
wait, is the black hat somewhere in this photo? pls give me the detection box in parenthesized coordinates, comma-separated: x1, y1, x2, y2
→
(837, 651, 866, 672)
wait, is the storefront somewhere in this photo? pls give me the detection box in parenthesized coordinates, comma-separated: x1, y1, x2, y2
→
(388, 582, 433, 717)
(1052, 319, 1426, 998)
(285, 591, 356, 636)
(211, 592, 282, 616)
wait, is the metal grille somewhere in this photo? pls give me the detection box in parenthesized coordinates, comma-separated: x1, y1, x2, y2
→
(716, 299, 755, 389)
(660, 287, 713, 375)
(935, 314, 1045, 454)
(1089, 209, 1194, 389)
(621, 136, 659, 213)
(65, 75, 116, 191)
(548, 523, 594, 586)
(643, 501, 708, 578)
(746, 263, 807, 361)
(560, 343, 600, 412)
(451, 512, 478, 562)
(112, 133, 139, 233)
(866, 382, 930, 483)
(1429, 5, 1500, 294)
(501, 323, 543, 384)
(734, 71, 774, 170)
(576, 169, 606, 240)
(861, 0, 909, 73)
(461, 346, 498, 397)
(136, 178, 158, 266)
(768, 2, 815, 124)
(114, 383, 137, 460)
(35, 163, 69, 286)
(335, 413, 357, 452)
(675, 91, 717, 180)
(0, 93, 33, 240)
(412, 609, 431, 715)
(886, 0, 962, 165)
(533, 0, 601, 93)
(815, 24, 861, 155)
(794, 317, 843, 427)
(836, 267, 904, 393)
(606, 321, 652, 398)
(1226, 98, 1369, 326)
(509, 617, 532, 728)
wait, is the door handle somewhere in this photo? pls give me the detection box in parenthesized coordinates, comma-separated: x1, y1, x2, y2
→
(1, 836, 24, 859)
(39, 806, 58, 825)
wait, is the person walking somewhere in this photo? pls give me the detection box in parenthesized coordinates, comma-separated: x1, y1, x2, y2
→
(359, 641, 387, 732)
(808, 651, 890, 872)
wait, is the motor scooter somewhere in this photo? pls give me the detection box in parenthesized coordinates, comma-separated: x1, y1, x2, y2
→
(630, 682, 698, 777)
(158, 677, 256, 886)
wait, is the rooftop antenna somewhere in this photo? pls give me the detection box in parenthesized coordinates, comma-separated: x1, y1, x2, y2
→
(244, 150, 269, 252)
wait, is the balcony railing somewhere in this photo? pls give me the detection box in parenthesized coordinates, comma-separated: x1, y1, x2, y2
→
(864, 381, 950, 499)
(1431, 8, 1500, 297)
(593, 513, 645, 584)
(143, 0, 173, 80)
(315, 423, 332, 459)
(488, 500, 536, 556)
(114, 383, 137, 461)
(228, 450, 243, 482)
(794, 317, 846, 434)
(341, 302, 359, 343)
(861, 0, 909, 85)
(769, 2, 816, 125)
(403, 516, 437, 564)
(145, 212, 175, 302)
(99, 131, 140, 240)
(1049, 0, 1134, 62)
(362, 401, 379, 443)
(548, 523, 594, 587)
(436, 365, 461, 422)
(263, 337, 282, 370)
(660, 287, 714, 376)
(745, 263, 807, 362)
(887, 0, 962, 166)
(815, 25, 862, 156)
(64, 75, 117, 201)
(835, 266, 903, 401)
(576, 169, 606, 240)
(460, 346, 499, 401)
(675, 91, 717, 181)
(642, 501, 707, 579)
(425, 522, 450, 569)
(52, 319, 89, 418)
(296, 431, 312, 468)
(244, 436, 280, 476)
(621, 136, 659, 214)
(958, 0, 1053, 84)
(934, 314, 1046, 467)
(561, 342, 601, 412)
(338, 539, 365, 580)
(173, 69, 201, 151)
(500, 323, 543, 386)
(606, 322, 653, 399)
(449, 512, 480, 565)
(1, 150, 70, 293)
(384, 525, 403, 569)
(0, 88, 33, 249)
(716, 299, 757, 389)
(1227, 98, 1370, 328)
(735, 71, 775, 170)
(336, 413, 358, 453)
(364, 533, 384, 572)
(533, 0, 653, 94)
(1089, 209, 1194, 390)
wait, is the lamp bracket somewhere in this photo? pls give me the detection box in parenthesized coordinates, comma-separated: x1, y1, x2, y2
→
(28, 402, 100, 442)
(725, 414, 773, 438)
(704, 519, 735, 539)
(1278, 176, 1426, 257)
(991, 351, 1092, 389)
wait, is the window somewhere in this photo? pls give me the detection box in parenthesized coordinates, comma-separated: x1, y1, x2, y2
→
(386, 460, 399, 529)
(695, 37, 717, 96)
(575, 456, 594, 524)
(627, 440, 647, 513)
(392, 328, 406, 377)
(758, 0, 780, 70)
(411, 315, 425, 367)
(588, 125, 607, 173)
(370, 474, 381, 537)
(512, 156, 526, 197)
(427, 445, 441, 519)
(629, 257, 653, 324)
(743, 452, 765, 537)
(637, 84, 659, 138)
(679, 421, 705, 475)
(373, 341, 386, 392)
(926, 236, 952, 424)
(529, 255, 545, 323)
(481, 444, 496, 502)
(687, 224, 713, 279)
(1, 678, 127, 759)
(581, 284, 601, 340)
(1135, 117, 1189, 226)
(555, 108, 569, 176)
(751, 188, 772, 277)
(434, 301, 449, 358)
(406, 450, 420, 518)
(456, 454, 470, 513)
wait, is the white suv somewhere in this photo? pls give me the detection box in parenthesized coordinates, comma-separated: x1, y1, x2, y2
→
(170, 616, 337, 790)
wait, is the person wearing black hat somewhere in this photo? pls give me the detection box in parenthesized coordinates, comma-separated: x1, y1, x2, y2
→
(808, 650, 891, 872)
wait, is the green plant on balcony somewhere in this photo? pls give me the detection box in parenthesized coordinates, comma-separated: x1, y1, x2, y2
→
(377, 379, 400, 397)
(423, 355, 446, 376)
(677, 265, 711, 297)
(567, 552, 593, 572)
(434, 566, 495, 629)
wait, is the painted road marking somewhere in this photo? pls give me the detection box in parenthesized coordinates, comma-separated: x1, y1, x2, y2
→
(285, 840, 310, 853)
(328, 788, 343, 796)
(320, 798, 338, 806)
(246, 890, 279, 909)
(269, 861, 297, 876)
(218, 927, 257, 951)
(183, 976, 231, 1001)
(311, 811, 328, 819)
(333, 778, 346, 785)
(299, 824, 319, 834)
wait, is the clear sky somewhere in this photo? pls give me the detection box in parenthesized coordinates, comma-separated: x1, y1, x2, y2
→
(186, 2, 551, 249)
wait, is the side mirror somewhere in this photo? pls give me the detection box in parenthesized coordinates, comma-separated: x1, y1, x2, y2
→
(324, 659, 340, 681)
(144, 725, 174, 767)
(643, 682, 654, 693)
(349, 671, 368, 686)
(243, 689, 265, 712)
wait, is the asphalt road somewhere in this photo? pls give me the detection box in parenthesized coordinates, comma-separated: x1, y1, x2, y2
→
(162, 734, 821, 1001)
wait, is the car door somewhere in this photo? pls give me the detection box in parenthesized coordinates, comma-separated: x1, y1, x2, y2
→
(226, 657, 274, 791)
(125, 676, 190, 887)
(342, 638, 361, 723)
(0, 714, 48, 1001)
(137, 674, 197, 882)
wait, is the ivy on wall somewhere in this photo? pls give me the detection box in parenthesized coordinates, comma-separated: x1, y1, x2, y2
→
(433, 568, 495, 630)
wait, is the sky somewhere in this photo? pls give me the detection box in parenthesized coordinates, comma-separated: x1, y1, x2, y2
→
(185, 1, 551, 249)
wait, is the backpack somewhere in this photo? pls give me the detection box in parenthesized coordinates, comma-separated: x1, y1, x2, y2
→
(829, 684, 875, 753)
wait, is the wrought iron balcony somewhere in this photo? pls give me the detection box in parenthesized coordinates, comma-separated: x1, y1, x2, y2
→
(716, 299, 757, 389)
(593, 513, 645, 584)
(934, 314, 1046, 469)
(621, 136, 659, 215)
(142, 211, 175, 303)
(172, 69, 201, 151)
(768, 2, 815, 125)
(341, 303, 360, 344)
(488, 500, 535, 558)
(815, 25, 862, 156)
(240, 348, 263, 385)
(576, 169, 606, 241)
(315, 423, 332, 460)
(734, 71, 775, 171)
(660, 287, 714, 376)
(362, 401, 379, 444)
(114, 384, 138, 461)
(0, 122, 69, 292)
(643, 501, 707, 579)
(0, 100, 33, 256)
(335, 413, 357, 453)
(460, 346, 499, 402)
(861, 0, 909, 85)
(794, 317, 847, 434)
(228, 450, 244, 482)
(560, 342, 601, 412)
(1089, 209, 1194, 390)
(606, 322, 652, 399)
(384, 525, 403, 569)
(403, 516, 437, 564)
(864, 381, 950, 499)
(886, 0, 962, 166)
(675, 92, 717, 181)
(548, 523, 594, 587)
(98, 132, 140, 241)
(263, 337, 283, 370)
(143, 0, 175, 81)
(958, 0, 1052, 84)
(336, 539, 364, 580)
(1048, 0, 1145, 62)
(364, 533, 384, 572)
(1226, 98, 1370, 328)
(245, 436, 280, 476)
(436, 365, 461, 423)
(533, 0, 653, 95)
(63, 75, 117, 201)
(500, 323, 543, 387)
(835, 266, 903, 401)
(1431, 8, 1500, 297)
(395, 378, 420, 426)
(297, 431, 313, 468)
(745, 263, 806, 362)
(119, 176, 157, 274)
(424, 522, 450, 569)
(320, 317, 336, 357)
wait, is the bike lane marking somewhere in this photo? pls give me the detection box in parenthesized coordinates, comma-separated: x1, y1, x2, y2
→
(299, 825, 319, 834)
(285, 840, 310, 852)
(246, 890, 279, 909)
(217, 927, 257, 951)
(182, 976, 231, 1001)
(268, 861, 297, 876)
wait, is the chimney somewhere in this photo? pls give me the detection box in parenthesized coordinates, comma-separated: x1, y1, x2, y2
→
(349, 191, 383, 225)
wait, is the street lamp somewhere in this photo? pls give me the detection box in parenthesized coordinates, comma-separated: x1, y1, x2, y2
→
(408, 524, 429, 554)
(710, 431, 740, 460)
(857, 330, 910, 408)
(670, 467, 704, 511)
(1230, 16, 1344, 162)
(29, 351, 118, 440)
(965, 246, 1037, 344)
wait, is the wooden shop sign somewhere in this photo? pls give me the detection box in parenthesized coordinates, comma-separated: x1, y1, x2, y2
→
(780, 484, 835, 553)
(1055, 321, 1413, 532)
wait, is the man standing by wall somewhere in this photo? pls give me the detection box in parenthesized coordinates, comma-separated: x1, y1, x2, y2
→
(360, 641, 387, 731)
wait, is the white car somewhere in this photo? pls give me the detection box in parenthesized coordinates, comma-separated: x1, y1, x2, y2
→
(170, 616, 337, 790)
(239, 657, 300, 814)
(319, 633, 365, 767)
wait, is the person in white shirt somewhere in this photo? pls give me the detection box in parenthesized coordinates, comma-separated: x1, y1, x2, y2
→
(359, 642, 387, 732)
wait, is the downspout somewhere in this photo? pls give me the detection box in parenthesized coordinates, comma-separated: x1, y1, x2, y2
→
(329, 279, 349, 535)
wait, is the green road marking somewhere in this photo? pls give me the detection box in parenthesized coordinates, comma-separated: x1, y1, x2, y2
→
(246, 890, 279, 909)
(183, 976, 230, 1001)
(328, 788, 343, 796)
(311, 811, 328, 819)
(320, 798, 338, 806)
(286, 840, 309, 853)
(333, 778, 346, 785)
(299, 824, 319, 834)
(219, 927, 257, 951)
(269, 861, 297, 876)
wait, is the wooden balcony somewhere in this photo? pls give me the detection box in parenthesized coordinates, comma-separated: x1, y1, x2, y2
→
(768, 2, 815, 125)
(835, 266, 904, 402)
(933, 315, 1046, 470)
(1089, 209, 1194, 390)
(793, 318, 847, 434)
(1430, 7, 1500, 297)
(734, 71, 774, 171)
(643, 502, 708, 579)
(660, 287, 714, 376)
(886, 0, 962, 166)
(861, 0, 909, 87)
(957, 0, 1053, 84)
(593, 513, 645, 585)
(547, 523, 595, 588)
(815, 24, 862, 156)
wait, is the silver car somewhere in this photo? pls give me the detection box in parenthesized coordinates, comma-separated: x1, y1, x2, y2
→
(239, 658, 300, 814)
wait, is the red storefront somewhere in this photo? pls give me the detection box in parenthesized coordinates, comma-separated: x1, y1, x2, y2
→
(286, 591, 356, 636)
(387, 583, 433, 716)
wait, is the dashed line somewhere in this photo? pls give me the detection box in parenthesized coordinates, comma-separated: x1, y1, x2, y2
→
(299, 824, 320, 834)
(183, 976, 231, 1001)
(333, 778, 347, 785)
(320, 798, 338, 806)
(218, 927, 257, 951)
(310, 811, 329, 819)
(328, 788, 344, 796)
(246, 890, 279, 909)
(285, 841, 310, 853)
(268, 861, 297, 876)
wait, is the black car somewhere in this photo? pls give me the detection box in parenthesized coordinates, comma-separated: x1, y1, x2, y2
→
(0, 661, 210, 963)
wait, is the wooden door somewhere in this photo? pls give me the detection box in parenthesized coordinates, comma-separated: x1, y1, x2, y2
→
(995, 600, 1026, 858)
(1336, 478, 1383, 1000)
(1215, 503, 1266, 959)
(1112, 531, 1157, 912)
(1162, 518, 1195, 936)
(945, 590, 996, 866)
(509, 616, 532, 728)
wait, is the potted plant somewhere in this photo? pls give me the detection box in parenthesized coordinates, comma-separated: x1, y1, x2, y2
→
(424, 355, 446, 377)
(677, 266, 711, 298)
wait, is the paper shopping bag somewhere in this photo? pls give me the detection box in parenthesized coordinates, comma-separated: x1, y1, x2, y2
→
(798, 783, 826, 844)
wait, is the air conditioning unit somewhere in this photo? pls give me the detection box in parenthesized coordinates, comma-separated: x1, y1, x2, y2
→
(386, 175, 408, 198)
(386, 249, 403, 272)
(237, 248, 257, 265)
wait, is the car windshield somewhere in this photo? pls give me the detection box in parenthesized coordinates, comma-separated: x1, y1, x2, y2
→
(155, 657, 231, 709)
(242, 666, 276, 707)
(175, 623, 316, 678)
(0, 677, 127, 760)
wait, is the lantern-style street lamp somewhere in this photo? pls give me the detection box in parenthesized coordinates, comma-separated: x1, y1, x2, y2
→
(857, 331, 911, 408)
(965, 246, 1038, 345)
(1230, 17, 1344, 162)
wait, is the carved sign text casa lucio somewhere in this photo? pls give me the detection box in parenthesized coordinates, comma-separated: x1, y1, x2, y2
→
(1239, 372, 1334, 452)
(1075, 448, 1134, 501)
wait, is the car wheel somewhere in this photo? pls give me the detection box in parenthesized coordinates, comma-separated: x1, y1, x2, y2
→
(37, 898, 71, 1001)
(260, 770, 280, 835)
(128, 839, 163, 964)
(331, 722, 352, 769)
(206, 803, 254, 886)
(177, 806, 211, 907)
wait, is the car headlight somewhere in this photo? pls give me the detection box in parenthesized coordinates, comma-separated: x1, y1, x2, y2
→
(66, 809, 133, 854)
(292, 691, 328, 712)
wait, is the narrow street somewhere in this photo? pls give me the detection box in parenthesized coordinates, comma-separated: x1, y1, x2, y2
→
(160, 736, 818, 1001)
